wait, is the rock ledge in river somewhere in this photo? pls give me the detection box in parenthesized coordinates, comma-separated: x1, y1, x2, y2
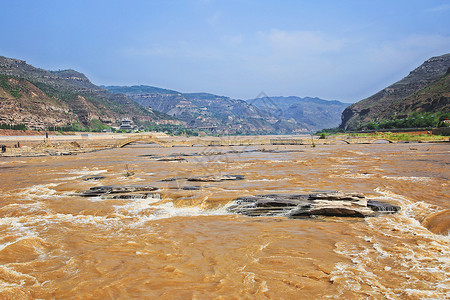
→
(76, 185, 160, 199)
(227, 191, 400, 218)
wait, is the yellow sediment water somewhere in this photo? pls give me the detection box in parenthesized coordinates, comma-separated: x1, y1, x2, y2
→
(0, 139, 448, 299)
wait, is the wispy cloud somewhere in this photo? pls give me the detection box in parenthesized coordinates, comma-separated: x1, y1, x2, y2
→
(426, 4, 450, 12)
(222, 34, 243, 47)
(206, 12, 221, 26)
(258, 29, 344, 55)
(368, 34, 450, 64)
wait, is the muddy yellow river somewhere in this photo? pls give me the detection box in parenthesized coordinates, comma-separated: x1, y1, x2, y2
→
(0, 142, 448, 299)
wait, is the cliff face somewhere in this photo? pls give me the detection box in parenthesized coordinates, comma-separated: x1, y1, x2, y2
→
(0, 56, 171, 129)
(340, 54, 450, 130)
(0, 76, 76, 129)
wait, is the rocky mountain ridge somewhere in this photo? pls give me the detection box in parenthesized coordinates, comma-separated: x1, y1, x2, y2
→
(105, 86, 348, 134)
(340, 53, 450, 130)
(0, 56, 172, 130)
(247, 96, 348, 131)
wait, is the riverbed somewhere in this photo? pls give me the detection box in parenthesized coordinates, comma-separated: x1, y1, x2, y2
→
(0, 142, 448, 299)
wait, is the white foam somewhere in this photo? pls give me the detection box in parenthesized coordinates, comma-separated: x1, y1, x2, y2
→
(381, 175, 433, 182)
(65, 167, 107, 175)
(331, 188, 450, 298)
(17, 183, 60, 200)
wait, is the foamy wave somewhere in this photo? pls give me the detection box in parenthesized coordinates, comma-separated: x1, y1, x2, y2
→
(17, 183, 60, 200)
(247, 178, 288, 182)
(331, 189, 450, 298)
(381, 176, 433, 182)
(150, 202, 230, 219)
(65, 168, 108, 175)
(330, 172, 376, 179)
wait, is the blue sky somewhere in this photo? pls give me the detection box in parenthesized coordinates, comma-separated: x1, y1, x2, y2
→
(1, 0, 449, 102)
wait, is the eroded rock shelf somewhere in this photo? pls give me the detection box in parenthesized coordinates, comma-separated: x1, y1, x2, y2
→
(227, 191, 400, 218)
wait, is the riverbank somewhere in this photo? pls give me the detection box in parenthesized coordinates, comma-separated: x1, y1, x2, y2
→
(332, 131, 449, 142)
(0, 132, 168, 157)
(1, 131, 449, 157)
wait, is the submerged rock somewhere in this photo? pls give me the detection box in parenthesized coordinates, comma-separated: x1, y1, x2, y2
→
(182, 186, 202, 190)
(157, 157, 186, 162)
(187, 175, 244, 182)
(162, 175, 245, 182)
(81, 175, 106, 181)
(106, 193, 161, 200)
(227, 191, 400, 218)
(160, 177, 186, 182)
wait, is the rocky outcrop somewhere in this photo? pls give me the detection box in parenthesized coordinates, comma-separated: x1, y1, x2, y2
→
(76, 185, 159, 199)
(340, 53, 450, 130)
(227, 191, 400, 218)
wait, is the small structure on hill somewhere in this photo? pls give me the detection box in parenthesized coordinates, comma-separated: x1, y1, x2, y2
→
(119, 118, 134, 131)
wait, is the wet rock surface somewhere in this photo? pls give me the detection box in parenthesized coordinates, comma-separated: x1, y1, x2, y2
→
(81, 175, 106, 181)
(161, 175, 245, 182)
(157, 157, 186, 162)
(182, 186, 202, 190)
(187, 174, 244, 182)
(76, 185, 159, 198)
(227, 191, 400, 218)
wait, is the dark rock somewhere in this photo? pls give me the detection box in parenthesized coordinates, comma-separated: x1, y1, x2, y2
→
(77, 185, 158, 197)
(182, 186, 201, 190)
(227, 191, 400, 218)
(82, 175, 105, 181)
(106, 193, 161, 200)
(290, 207, 369, 218)
(157, 157, 186, 162)
(367, 199, 401, 212)
(187, 174, 244, 182)
(160, 177, 187, 182)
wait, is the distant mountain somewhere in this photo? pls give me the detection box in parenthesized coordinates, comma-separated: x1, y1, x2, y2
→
(105, 86, 280, 134)
(0, 54, 349, 133)
(0, 56, 173, 130)
(247, 96, 349, 131)
(340, 53, 450, 130)
(105, 86, 348, 133)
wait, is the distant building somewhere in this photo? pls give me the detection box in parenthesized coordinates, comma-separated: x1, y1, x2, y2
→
(119, 118, 134, 131)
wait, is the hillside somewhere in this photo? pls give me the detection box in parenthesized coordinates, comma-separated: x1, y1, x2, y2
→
(106, 86, 284, 134)
(340, 53, 450, 130)
(247, 96, 348, 131)
(0, 56, 172, 130)
(105, 86, 347, 133)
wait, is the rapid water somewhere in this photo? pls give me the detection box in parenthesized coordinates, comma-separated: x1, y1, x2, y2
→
(0, 142, 448, 299)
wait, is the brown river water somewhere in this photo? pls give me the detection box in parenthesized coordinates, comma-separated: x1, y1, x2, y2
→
(0, 141, 448, 299)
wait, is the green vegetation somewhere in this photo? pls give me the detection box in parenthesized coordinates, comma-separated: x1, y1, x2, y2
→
(315, 127, 345, 135)
(88, 119, 110, 132)
(347, 131, 448, 142)
(0, 74, 22, 98)
(145, 123, 199, 136)
(362, 112, 450, 130)
(44, 121, 109, 133)
(0, 123, 27, 130)
(104, 85, 179, 95)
